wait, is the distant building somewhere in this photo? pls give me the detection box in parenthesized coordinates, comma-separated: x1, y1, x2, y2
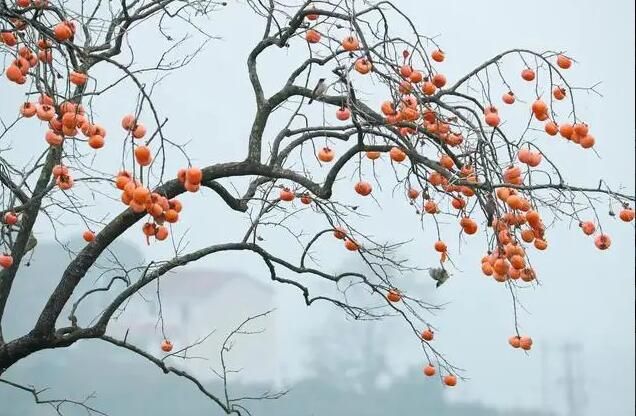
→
(108, 268, 282, 385)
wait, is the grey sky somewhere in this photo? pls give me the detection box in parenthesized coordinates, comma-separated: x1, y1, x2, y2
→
(2, 0, 634, 415)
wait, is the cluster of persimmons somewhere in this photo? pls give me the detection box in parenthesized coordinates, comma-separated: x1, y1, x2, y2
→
(290, 12, 635, 384)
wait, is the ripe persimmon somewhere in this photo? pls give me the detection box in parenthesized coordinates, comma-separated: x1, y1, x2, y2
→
(519, 336, 533, 350)
(155, 226, 169, 241)
(62, 125, 78, 137)
(525, 210, 540, 226)
(56, 175, 74, 190)
(409, 71, 423, 83)
(381, 101, 396, 116)
(176, 169, 187, 184)
(531, 100, 548, 116)
(556, 54, 572, 69)
(20, 102, 36, 117)
(336, 107, 351, 121)
(160, 339, 173, 352)
(36, 105, 55, 121)
(134, 145, 152, 166)
(133, 186, 150, 204)
(115, 172, 131, 190)
(279, 187, 295, 201)
(443, 375, 457, 387)
(559, 123, 574, 139)
(580, 221, 596, 235)
(496, 187, 511, 201)
(527, 151, 542, 167)
(508, 336, 521, 348)
(579, 134, 595, 149)
(132, 123, 147, 139)
(83, 230, 95, 242)
(333, 226, 347, 240)
(5, 64, 23, 83)
(305, 29, 321, 44)
(520, 268, 536, 282)
(421, 81, 436, 96)
(148, 204, 163, 218)
(502, 92, 516, 104)
(38, 49, 52, 64)
(424, 200, 438, 214)
(169, 199, 182, 212)
(428, 172, 444, 186)
(399, 65, 413, 78)
(306, 6, 318, 20)
(164, 209, 179, 223)
(545, 121, 559, 136)
(534, 239, 548, 250)
(1, 32, 17, 47)
(517, 148, 531, 164)
(521, 68, 535, 81)
(434, 240, 447, 253)
(354, 58, 372, 74)
(354, 181, 372, 196)
(485, 112, 500, 127)
(421, 329, 434, 341)
(386, 289, 402, 302)
(53, 22, 73, 41)
(520, 229, 535, 243)
(594, 234, 611, 250)
(619, 207, 635, 222)
(341, 36, 359, 51)
(509, 255, 525, 270)
(573, 123, 589, 137)
(506, 194, 523, 210)
(186, 167, 203, 185)
(318, 147, 334, 162)
(45, 130, 64, 146)
(0, 255, 13, 269)
(344, 238, 359, 251)
(493, 258, 510, 275)
(431, 49, 445, 62)
(121, 114, 136, 130)
(70, 71, 87, 85)
(439, 155, 454, 169)
(451, 196, 466, 210)
(432, 73, 446, 88)
(3, 212, 18, 225)
(366, 151, 381, 160)
(88, 135, 104, 149)
(389, 147, 406, 162)
(142, 223, 157, 238)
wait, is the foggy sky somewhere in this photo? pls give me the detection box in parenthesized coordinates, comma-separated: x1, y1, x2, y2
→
(2, 0, 634, 415)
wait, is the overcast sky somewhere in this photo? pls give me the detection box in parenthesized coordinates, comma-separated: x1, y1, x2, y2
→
(3, 0, 635, 415)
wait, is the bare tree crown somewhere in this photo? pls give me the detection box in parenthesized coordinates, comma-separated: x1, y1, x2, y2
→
(1, 0, 634, 414)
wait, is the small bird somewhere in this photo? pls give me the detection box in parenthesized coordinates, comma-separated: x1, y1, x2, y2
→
(25, 232, 37, 253)
(429, 267, 450, 288)
(484, 193, 497, 227)
(308, 78, 327, 104)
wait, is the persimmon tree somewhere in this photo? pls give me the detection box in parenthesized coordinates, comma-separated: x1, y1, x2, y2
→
(1, 0, 635, 414)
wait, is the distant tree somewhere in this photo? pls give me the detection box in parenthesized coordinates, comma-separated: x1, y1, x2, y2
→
(1, 0, 634, 414)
